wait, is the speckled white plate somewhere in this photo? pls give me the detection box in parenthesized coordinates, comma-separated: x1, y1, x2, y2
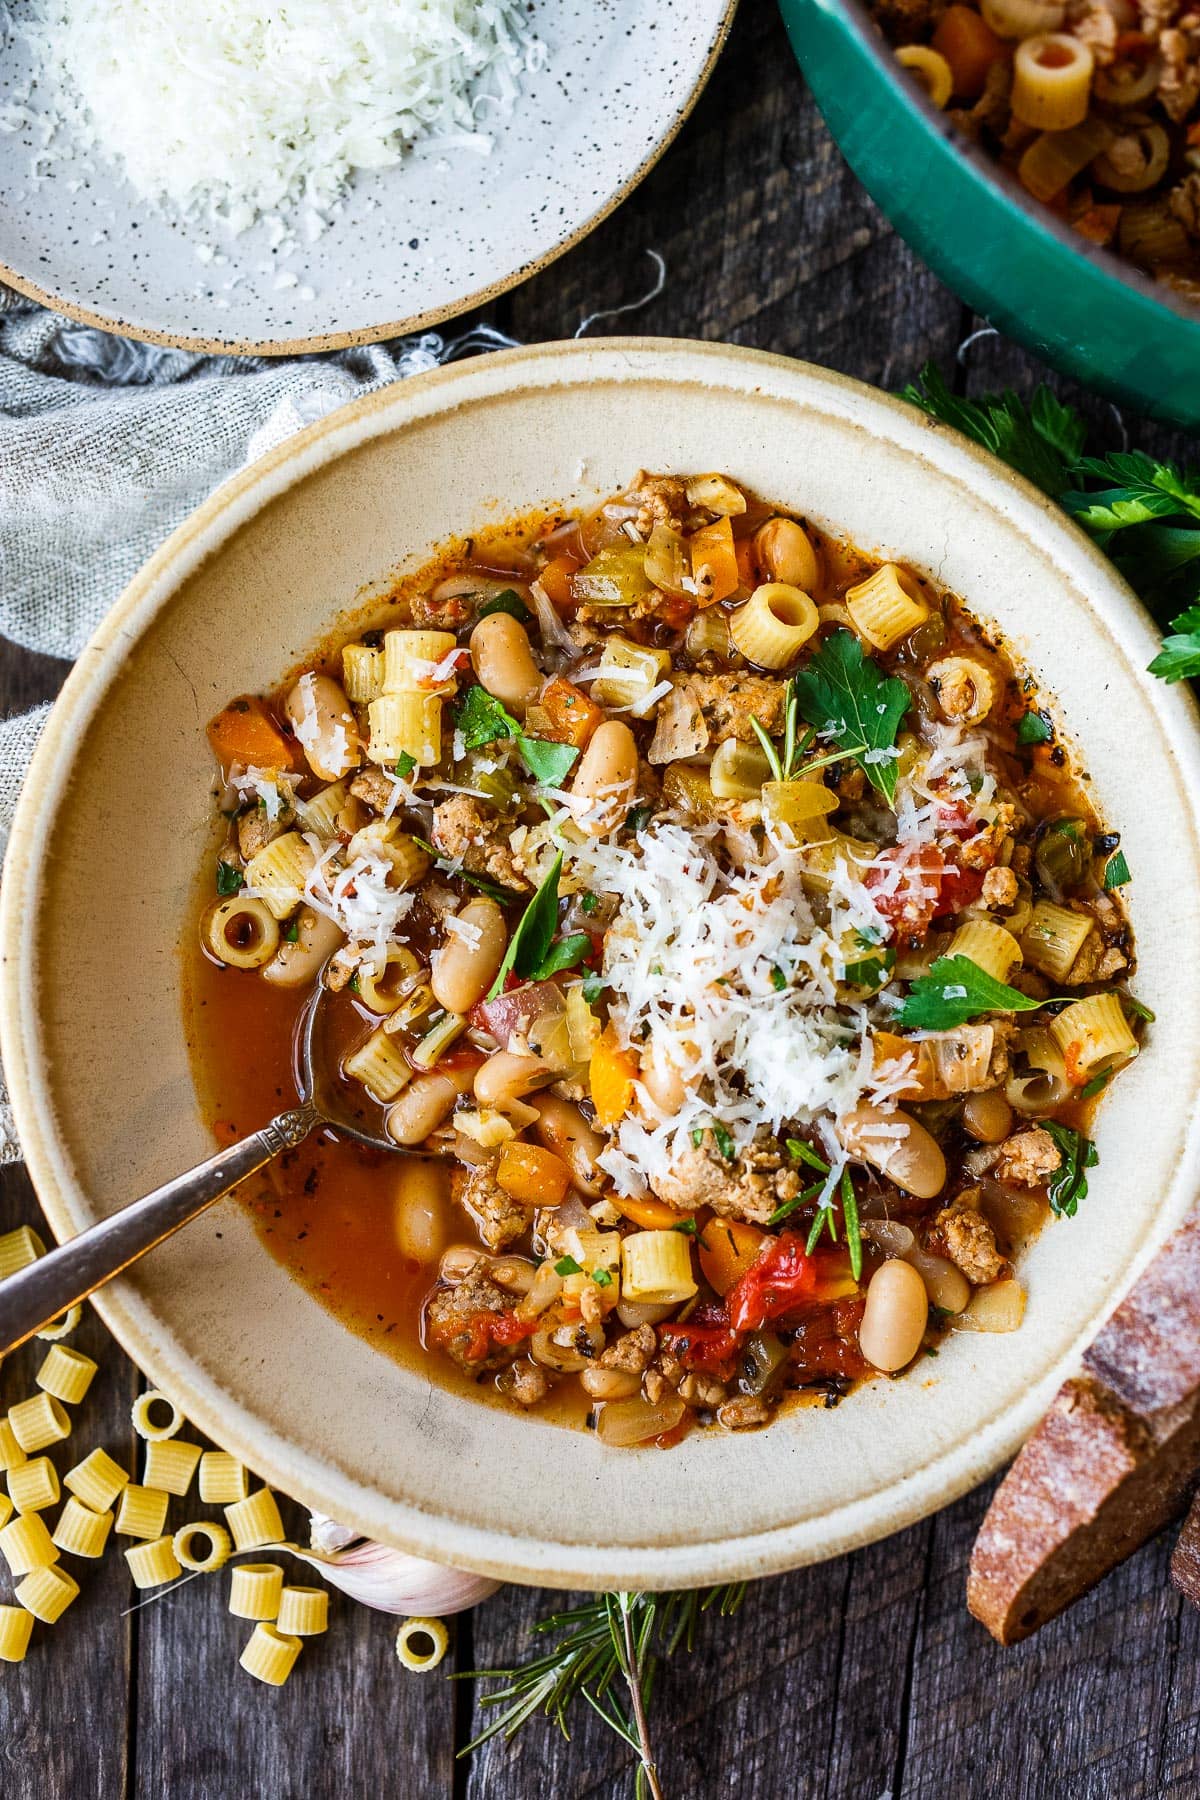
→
(0, 2, 735, 354)
(4, 341, 1200, 1590)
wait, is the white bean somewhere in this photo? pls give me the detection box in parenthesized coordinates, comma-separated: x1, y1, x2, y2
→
(534, 1094, 606, 1196)
(262, 908, 344, 987)
(753, 517, 820, 590)
(469, 613, 542, 715)
(430, 898, 507, 1014)
(474, 1052, 551, 1110)
(570, 721, 638, 835)
(840, 1104, 947, 1200)
(859, 1259, 929, 1372)
(386, 1074, 458, 1147)
(285, 671, 360, 781)
(393, 1161, 450, 1265)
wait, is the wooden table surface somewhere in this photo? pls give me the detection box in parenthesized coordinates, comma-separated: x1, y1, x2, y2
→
(2, 3, 1198, 1794)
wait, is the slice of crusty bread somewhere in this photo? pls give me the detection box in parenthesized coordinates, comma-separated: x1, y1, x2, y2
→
(1170, 1490, 1200, 1605)
(968, 1211, 1200, 1646)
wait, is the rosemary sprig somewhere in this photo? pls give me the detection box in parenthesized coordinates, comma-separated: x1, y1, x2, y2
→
(459, 1585, 747, 1797)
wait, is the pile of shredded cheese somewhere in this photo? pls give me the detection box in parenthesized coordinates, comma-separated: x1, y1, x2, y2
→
(11, 0, 543, 234)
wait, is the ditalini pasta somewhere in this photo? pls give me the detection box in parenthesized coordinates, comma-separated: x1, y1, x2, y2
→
(276, 1586, 329, 1636)
(124, 1535, 182, 1590)
(0, 1511, 59, 1576)
(131, 1391, 183, 1442)
(869, 0, 1200, 297)
(172, 1522, 232, 1573)
(0, 1604, 35, 1663)
(36, 1305, 83, 1342)
(191, 469, 1139, 1445)
(114, 1483, 170, 1541)
(52, 1497, 114, 1559)
(142, 1438, 203, 1497)
(9, 1392, 71, 1454)
(64, 1447, 129, 1513)
(395, 1616, 450, 1672)
(228, 1562, 284, 1621)
(16, 1563, 80, 1622)
(36, 1344, 98, 1405)
(240, 1622, 303, 1686)
(225, 1488, 285, 1552)
(8, 1456, 61, 1514)
(0, 1418, 28, 1473)
(198, 1451, 248, 1506)
(0, 1224, 45, 1280)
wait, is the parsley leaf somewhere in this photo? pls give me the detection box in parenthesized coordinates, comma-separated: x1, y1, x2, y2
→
(791, 631, 910, 804)
(581, 891, 599, 915)
(897, 954, 1047, 1030)
(1149, 605, 1200, 683)
(690, 1127, 705, 1150)
(711, 1123, 735, 1162)
(1080, 1066, 1116, 1100)
(625, 804, 655, 833)
(1104, 848, 1131, 890)
(532, 933, 591, 981)
(581, 970, 605, 1005)
(1016, 710, 1053, 746)
(1043, 1121, 1098, 1218)
(554, 1254, 583, 1276)
(517, 737, 579, 787)
(592, 1268, 614, 1288)
(770, 965, 787, 992)
(409, 834, 521, 905)
(394, 751, 417, 779)
(282, 919, 300, 943)
(488, 852, 564, 998)
(477, 588, 533, 625)
(216, 861, 243, 896)
(456, 686, 520, 750)
(901, 363, 1085, 499)
(843, 948, 896, 991)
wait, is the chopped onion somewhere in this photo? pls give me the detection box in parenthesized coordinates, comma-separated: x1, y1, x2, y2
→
(594, 1394, 685, 1446)
(529, 578, 577, 655)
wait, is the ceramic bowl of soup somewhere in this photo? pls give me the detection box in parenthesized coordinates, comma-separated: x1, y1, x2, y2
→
(3, 338, 1200, 1589)
(779, 0, 1200, 430)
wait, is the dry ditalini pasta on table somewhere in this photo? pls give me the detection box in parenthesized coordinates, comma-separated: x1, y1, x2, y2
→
(190, 467, 1143, 1448)
(870, 0, 1200, 298)
(0, 1226, 462, 1677)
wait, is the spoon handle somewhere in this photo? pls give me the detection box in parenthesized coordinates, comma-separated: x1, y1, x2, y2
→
(0, 1105, 320, 1357)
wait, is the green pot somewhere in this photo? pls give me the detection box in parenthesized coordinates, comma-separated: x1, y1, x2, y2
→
(779, 0, 1200, 428)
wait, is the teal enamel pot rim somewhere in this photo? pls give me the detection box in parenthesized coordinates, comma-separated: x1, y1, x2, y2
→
(780, 0, 1200, 428)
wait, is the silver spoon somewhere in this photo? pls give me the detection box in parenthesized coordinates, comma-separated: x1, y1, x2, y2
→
(0, 989, 428, 1356)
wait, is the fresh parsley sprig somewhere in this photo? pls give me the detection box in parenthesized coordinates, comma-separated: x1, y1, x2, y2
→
(791, 632, 911, 804)
(486, 852, 591, 998)
(1043, 1121, 1098, 1218)
(903, 362, 1200, 683)
(454, 686, 580, 785)
(896, 954, 1052, 1031)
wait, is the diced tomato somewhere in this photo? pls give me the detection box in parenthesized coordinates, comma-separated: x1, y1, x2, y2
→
(661, 1239, 856, 1377)
(866, 845, 946, 941)
(658, 1303, 741, 1378)
(786, 1297, 870, 1382)
(470, 979, 564, 1048)
(654, 592, 697, 632)
(727, 1231, 818, 1332)
(461, 1309, 537, 1364)
(934, 861, 985, 916)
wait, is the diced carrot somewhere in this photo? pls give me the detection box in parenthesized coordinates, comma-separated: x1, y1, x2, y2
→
(532, 677, 605, 749)
(931, 4, 1008, 99)
(495, 1142, 571, 1207)
(734, 535, 757, 589)
(590, 1029, 639, 1130)
(206, 696, 301, 775)
(698, 1218, 767, 1297)
(537, 555, 580, 608)
(689, 517, 740, 606)
(1073, 204, 1121, 248)
(613, 1195, 694, 1231)
(812, 1248, 860, 1303)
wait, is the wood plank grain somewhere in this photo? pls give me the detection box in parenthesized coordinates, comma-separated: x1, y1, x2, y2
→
(0, 1165, 137, 1800)
(502, 0, 965, 388)
(131, 1466, 456, 1799)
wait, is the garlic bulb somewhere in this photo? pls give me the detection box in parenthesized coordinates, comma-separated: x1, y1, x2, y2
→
(293, 1526, 499, 1615)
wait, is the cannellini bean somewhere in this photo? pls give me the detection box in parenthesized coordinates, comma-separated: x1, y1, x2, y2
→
(594, 1394, 686, 1446)
(616, 1298, 677, 1329)
(962, 1087, 1015, 1143)
(530, 1330, 590, 1374)
(580, 1367, 642, 1401)
(534, 1095, 606, 1196)
(488, 1257, 537, 1295)
(469, 613, 542, 715)
(439, 1244, 486, 1284)
(753, 517, 820, 590)
(639, 1039, 689, 1115)
(431, 898, 508, 1014)
(861, 1219, 916, 1258)
(859, 1259, 929, 1371)
(570, 720, 638, 835)
(285, 671, 361, 781)
(393, 1161, 451, 1265)
(386, 1074, 458, 1147)
(840, 1104, 947, 1200)
(907, 1246, 971, 1314)
(474, 1052, 552, 1110)
(949, 1278, 1025, 1333)
(262, 908, 344, 988)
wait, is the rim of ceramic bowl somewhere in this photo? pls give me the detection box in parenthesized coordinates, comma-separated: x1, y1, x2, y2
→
(780, 0, 1200, 423)
(4, 338, 1200, 1588)
(0, 2, 738, 357)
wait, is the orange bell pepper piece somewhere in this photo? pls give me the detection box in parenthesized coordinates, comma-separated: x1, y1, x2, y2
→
(495, 1142, 571, 1207)
(537, 555, 580, 608)
(532, 677, 605, 749)
(613, 1194, 695, 1231)
(931, 5, 1008, 99)
(690, 518, 740, 606)
(589, 1028, 638, 1129)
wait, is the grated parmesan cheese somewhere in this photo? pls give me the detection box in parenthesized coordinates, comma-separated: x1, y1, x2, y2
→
(11, 0, 543, 235)
(566, 819, 908, 1197)
(303, 837, 415, 973)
